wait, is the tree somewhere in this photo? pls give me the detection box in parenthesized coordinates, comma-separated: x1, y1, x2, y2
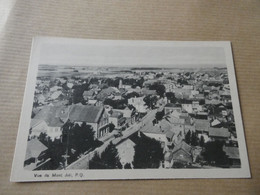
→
(38, 132, 48, 146)
(133, 133, 164, 168)
(124, 92, 140, 100)
(165, 92, 176, 103)
(104, 98, 127, 109)
(191, 131, 198, 146)
(71, 86, 84, 104)
(124, 163, 132, 169)
(89, 142, 121, 169)
(62, 121, 102, 164)
(199, 136, 205, 147)
(88, 152, 104, 169)
(202, 140, 228, 166)
(177, 78, 188, 85)
(143, 95, 157, 109)
(185, 130, 191, 145)
(45, 138, 66, 170)
(155, 110, 164, 122)
(109, 123, 115, 133)
(149, 83, 165, 97)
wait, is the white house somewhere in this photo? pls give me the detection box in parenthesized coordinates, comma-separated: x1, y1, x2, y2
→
(116, 139, 136, 168)
(128, 96, 147, 114)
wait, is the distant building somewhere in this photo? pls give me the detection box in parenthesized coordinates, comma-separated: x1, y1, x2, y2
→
(118, 79, 132, 90)
(164, 103, 182, 114)
(164, 83, 176, 92)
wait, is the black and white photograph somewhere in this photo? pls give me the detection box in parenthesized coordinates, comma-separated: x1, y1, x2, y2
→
(11, 37, 250, 181)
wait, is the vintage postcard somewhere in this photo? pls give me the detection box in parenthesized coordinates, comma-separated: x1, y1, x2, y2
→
(11, 37, 250, 182)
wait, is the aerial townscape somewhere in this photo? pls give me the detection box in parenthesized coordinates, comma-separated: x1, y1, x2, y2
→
(24, 64, 240, 171)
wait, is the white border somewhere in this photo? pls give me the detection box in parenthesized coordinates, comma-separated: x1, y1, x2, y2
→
(10, 37, 251, 182)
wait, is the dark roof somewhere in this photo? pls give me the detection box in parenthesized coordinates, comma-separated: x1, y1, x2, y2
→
(165, 103, 181, 108)
(25, 139, 48, 160)
(33, 106, 67, 127)
(208, 127, 230, 138)
(69, 104, 104, 123)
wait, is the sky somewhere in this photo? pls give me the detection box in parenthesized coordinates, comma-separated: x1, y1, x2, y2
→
(38, 40, 227, 68)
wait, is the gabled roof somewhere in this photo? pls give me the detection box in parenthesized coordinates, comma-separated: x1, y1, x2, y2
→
(30, 119, 44, 128)
(211, 119, 221, 126)
(194, 119, 210, 132)
(172, 141, 192, 155)
(33, 106, 67, 127)
(69, 104, 104, 123)
(208, 127, 230, 138)
(25, 139, 48, 160)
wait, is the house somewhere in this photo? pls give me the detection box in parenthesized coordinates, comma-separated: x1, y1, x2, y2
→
(164, 83, 176, 92)
(108, 110, 126, 129)
(29, 119, 48, 139)
(116, 139, 136, 168)
(50, 91, 63, 100)
(128, 96, 147, 113)
(113, 92, 123, 100)
(32, 106, 69, 140)
(67, 82, 74, 89)
(171, 88, 192, 99)
(68, 104, 110, 138)
(83, 90, 95, 101)
(118, 79, 132, 90)
(113, 108, 135, 124)
(141, 117, 184, 150)
(223, 146, 241, 167)
(50, 86, 62, 92)
(36, 94, 47, 105)
(182, 85, 193, 90)
(164, 141, 193, 168)
(88, 99, 98, 106)
(191, 112, 208, 120)
(24, 139, 49, 170)
(97, 87, 120, 101)
(211, 119, 222, 127)
(208, 127, 230, 141)
(164, 103, 182, 114)
(194, 119, 210, 134)
(140, 88, 157, 96)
